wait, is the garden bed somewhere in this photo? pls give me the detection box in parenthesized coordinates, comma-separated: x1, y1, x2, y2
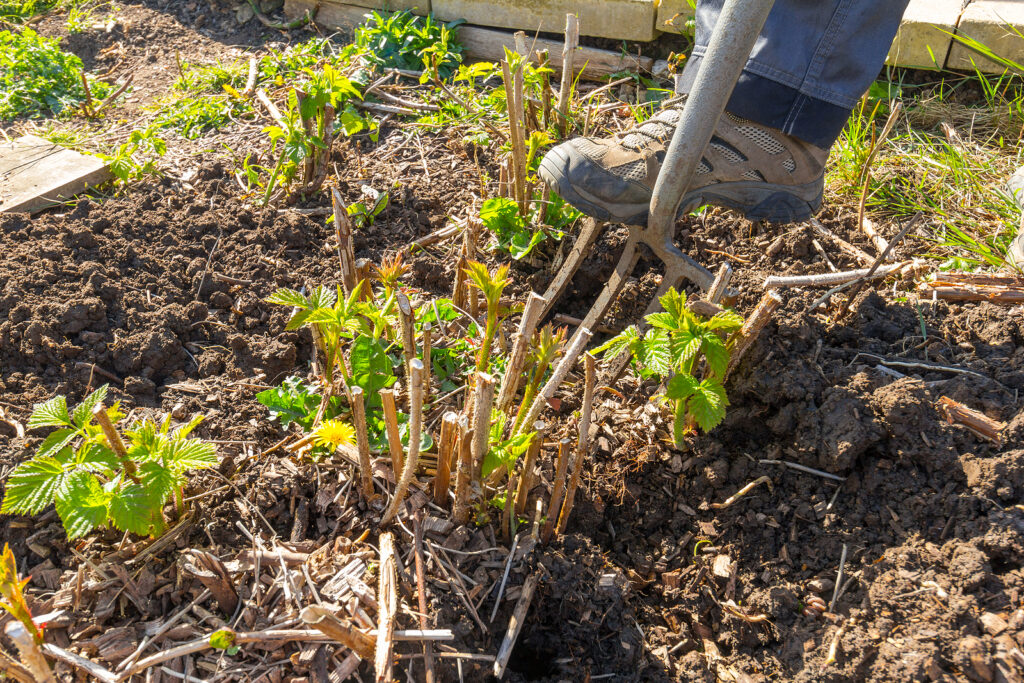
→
(1, 1, 1023, 682)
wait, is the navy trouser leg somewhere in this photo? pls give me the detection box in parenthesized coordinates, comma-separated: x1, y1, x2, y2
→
(676, 0, 910, 148)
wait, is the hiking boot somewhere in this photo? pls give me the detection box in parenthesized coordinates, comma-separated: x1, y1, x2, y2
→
(538, 96, 828, 225)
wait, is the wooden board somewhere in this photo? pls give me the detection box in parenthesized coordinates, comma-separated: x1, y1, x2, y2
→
(0, 135, 111, 214)
(284, 0, 654, 79)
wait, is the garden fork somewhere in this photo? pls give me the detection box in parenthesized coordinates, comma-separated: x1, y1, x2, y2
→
(540, 0, 777, 338)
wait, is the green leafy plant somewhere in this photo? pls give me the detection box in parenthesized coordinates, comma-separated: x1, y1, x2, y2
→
(511, 324, 564, 433)
(1, 386, 217, 539)
(257, 375, 342, 430)
(482, 411, 533, 479)
(0, 27, 109, 119)
(347, 187, 390, 229)
(103, 125, 166, 183)
(354, 10, 464, 79)
(596, 288, 744, 446)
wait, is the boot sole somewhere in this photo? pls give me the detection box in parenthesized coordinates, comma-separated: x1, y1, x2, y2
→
(539, 144, 823, 226)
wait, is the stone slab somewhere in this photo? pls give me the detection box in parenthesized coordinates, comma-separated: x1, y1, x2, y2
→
(886, 0, 963, 70)
(0, 135, 110, 214)
(431, 0, 658, 42)
(947, 0, 1024, 72)
(656, 0, 695, 35)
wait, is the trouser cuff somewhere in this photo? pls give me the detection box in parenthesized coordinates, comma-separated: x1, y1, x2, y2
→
(676, 55, 850, 149)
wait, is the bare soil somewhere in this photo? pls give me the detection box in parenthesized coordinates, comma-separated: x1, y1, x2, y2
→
(1, 2, 1023, 682)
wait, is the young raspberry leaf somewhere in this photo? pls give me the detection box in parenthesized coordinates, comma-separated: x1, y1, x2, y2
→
(54, 471, 109, 539)
(73, 443, 121, 473)
(687, 378, 729, 433)
(640, 329, 672, 377)
(665, 373, 699, 401)
(700, 333, 730, 379)
(28, 395, 72, 429)
(1, 456, 67, 515)
(165, 439, 217, 472)
(707, 310, 744, 332)
(36, 428, 77, 460)
(108, 482, 161, 536)
(139, 462, 178, 506)
(72, 384, 109, 428)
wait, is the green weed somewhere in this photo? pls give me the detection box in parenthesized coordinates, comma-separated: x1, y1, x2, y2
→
(0, 27, 109, 119)
(354, 10, 463, 78)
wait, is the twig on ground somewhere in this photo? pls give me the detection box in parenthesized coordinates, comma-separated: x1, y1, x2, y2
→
(412, 514, 436, 683)
(759, 459, 846, 482)
(834, 211, 923, 319)
(493, 572, 540, 678)
(555, 354, 596, 536)
(710, 476, 773, 510)
(829, 543, 848, 613)
(809, 219, 874, 266)
(489, 534, 521, 623)
(726, 292, 782, 378)
(764, 263, 908, 289)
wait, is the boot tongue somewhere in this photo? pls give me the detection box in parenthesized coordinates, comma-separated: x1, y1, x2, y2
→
(620, 107, 683, 151)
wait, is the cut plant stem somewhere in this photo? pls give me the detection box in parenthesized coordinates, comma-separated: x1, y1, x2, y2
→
(514, 421, 546, 516)
(725, 291, 782, 379)
(453, 254, 469, 310)
(496, 292, 548, 414)
(349, 386, 375, 500)
(707, 262, 733, 304)
(382, 359, 425, 525)
(375, 531, 398, 683)
(5, 622, 54, 683)
(937, 396, 1007, 444)
(556, 13, 579, 138)
(518, 327, 592, 432)
(397, 292, 416, 379)
(555, 353, 595, 536)
(809, 218, 874, 267)
(469, 372, 496, 483)
(501, 59, 529, 215)
(434, 412, 460, 506)
(452, 417, 474, 525)
(92, 404, 138, 479)
(331, 188, 358, 296)
(541, 437, 574, 544)
(380, 389, 405, 476)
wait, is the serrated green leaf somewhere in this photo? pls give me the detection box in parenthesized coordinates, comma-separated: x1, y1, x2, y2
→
(165, 439, 217, 471)
(139, 461, 179, 506)
(267, 289, 309, 308)
(285, 308, 314, 330)
(54, 471, 109, 539)
(658, 288, 688, 324)
(350, 335, 397, 397)
(107, 482, 160, 536)
(307, 285, 336, 310)
(72, 384, 109, 428)
(646, 311, 680, 333)
(665, 373, 699, 401)
(687, 379, 729, 433)
(671, 330, 702, 368)
(641, 329, 672, 377)
(592, 326, 638, 358)
(28, 396, 72, 429)
(707, 310, 744, 332)
(701, 334, 730, 378)
(73, 443, 121, 473)
(1, 457, 66, 515)
(174, 414, 204, 439)
(36, 428, 77, 459)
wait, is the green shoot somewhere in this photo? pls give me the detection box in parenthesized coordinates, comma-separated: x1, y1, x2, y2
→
(463, 260, 510, 372)
(0, 543, 41, 645)
(596, 288, 744, 447)
(0, 386, 217, 539)
(512, 324, 565, 433)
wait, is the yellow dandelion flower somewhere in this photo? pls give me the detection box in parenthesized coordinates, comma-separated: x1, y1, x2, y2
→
(314, 419, 356, 449)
